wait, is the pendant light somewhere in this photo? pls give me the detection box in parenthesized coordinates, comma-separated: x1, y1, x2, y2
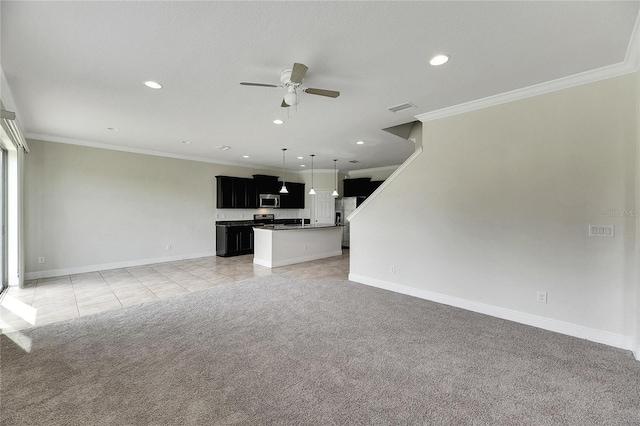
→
(308, 154, 316, 195)
(331, 159, 339, 197)
(279, 148, 289, 194)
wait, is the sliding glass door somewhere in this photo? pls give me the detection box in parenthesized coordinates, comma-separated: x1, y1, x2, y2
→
(0, 147, 7, 292)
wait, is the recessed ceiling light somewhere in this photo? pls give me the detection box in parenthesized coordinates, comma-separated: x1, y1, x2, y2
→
(297, 156, 303, 160)
(300, 165, 306, 167)
(242, 155, 249, 158)
(429, 54, 449, 66)
(144, 81, 163, 89)
(356, 141, 365, 145)
(107, 127, 119, 131)
(181, 140, 191, 144)
(273, 119, 284, 125)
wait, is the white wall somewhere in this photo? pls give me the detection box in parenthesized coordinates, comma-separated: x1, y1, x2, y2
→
(350, 72, 639, 349)
(636, 68, 640, 358)
(23, 139, 302, 278)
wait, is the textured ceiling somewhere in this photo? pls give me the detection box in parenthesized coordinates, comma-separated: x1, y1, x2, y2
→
(1, 1, 638, 172)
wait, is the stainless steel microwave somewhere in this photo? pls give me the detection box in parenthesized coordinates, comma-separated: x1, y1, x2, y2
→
(259, 194, 280, 208)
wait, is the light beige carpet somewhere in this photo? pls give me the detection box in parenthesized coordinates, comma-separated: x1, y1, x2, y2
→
(2, 275, 639, 425)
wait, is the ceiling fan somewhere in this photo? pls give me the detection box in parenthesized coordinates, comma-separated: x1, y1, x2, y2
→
(240, 63, 340, 108)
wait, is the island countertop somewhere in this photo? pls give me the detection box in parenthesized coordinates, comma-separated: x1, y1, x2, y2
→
(255, 224, 341, 231)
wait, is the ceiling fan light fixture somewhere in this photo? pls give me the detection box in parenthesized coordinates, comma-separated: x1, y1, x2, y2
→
(243, 63, 339, 108)
(283, 89, 298, 106)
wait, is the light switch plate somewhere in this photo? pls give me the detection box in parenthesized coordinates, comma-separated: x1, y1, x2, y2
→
(588, 225, 614, 238)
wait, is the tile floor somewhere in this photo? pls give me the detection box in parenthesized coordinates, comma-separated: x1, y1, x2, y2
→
(0, 251, 350, 334)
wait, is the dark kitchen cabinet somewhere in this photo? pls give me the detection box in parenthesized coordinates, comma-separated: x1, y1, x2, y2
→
(216, 175, 304, 209)
(369, 180, 383, 195)
(253, 174, 281, 195)
(217, 176, 234, 208)
(216, 225, 253, 257)
(216, 176, 257, 209)
(241, 179, 257, 208)
(344, 178, 383, 197)
(280, 181, 305, 208)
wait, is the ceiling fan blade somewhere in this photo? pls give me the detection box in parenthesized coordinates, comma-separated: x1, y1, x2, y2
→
(303, 88, 340, 98)
(240, 82, 280, 88)
(281, 99, 289, 108)
(290, 63, 308, 84)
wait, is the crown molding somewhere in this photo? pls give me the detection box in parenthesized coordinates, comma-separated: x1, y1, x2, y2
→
(25, 133, 384, 176)
(417, 11, 640, 123)
(416, 62, 636, 124)
(24, 133, 286, 171)
(25, 133, 256, 169)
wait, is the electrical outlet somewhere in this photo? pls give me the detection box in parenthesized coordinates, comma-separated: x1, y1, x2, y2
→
(303, 245, 307, 251)
(166, 244, 171, 251)
(390, 265, 395, 274)
(536, 291, 547, 304)
(38, 257, 45, 264)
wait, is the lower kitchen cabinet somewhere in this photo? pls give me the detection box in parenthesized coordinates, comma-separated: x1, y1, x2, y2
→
(216, 225, 254, 257)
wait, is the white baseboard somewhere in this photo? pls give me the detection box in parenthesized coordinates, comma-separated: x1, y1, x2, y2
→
(24, 252, 217, 280)
(349, 274, 635, 353)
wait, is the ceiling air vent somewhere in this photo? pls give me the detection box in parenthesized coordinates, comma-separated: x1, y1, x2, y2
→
(349, 160, 359, 164)
(387, 102, 416, 113)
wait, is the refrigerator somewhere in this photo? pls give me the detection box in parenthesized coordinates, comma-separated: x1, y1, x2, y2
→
(335, 197, 365, 248)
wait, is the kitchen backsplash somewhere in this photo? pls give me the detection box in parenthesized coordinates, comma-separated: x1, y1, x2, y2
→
(215, 208, 310, 221)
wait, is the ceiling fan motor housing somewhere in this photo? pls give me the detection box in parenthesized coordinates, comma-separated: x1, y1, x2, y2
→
(280, 69, 294, 85)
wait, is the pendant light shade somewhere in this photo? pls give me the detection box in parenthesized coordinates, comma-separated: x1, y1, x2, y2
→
(331, 159, 339, 197)
(308, 154, 316, 195)
(279, 148, 288, 194)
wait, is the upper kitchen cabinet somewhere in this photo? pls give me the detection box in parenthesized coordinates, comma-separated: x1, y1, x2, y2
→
(279, 181, 305, 208)
(216, 175, 304, 209)
(216, 176, 258, 209)
(343, 177, 383, 197)
(252, 174, 281, 195)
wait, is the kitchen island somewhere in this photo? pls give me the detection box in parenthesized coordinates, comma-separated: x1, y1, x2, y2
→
(253, 225, 342, 268)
